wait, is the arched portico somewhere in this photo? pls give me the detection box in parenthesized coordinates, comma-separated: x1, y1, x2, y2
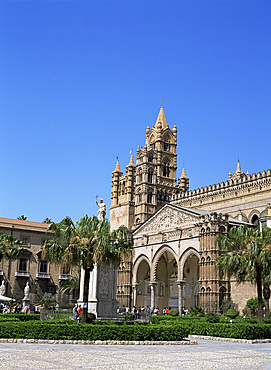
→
(153, 245, 178, 311)
(179, 248, 200, 312)
(132, 255, 151, 309)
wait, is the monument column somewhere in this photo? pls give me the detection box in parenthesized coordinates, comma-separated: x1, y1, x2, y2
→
(91, 263, 98, 300)
(78, 268, 85, 302)
(150, 283, 156, 309)
(177, 280, 185, 314)
(132, 284, 137, 307)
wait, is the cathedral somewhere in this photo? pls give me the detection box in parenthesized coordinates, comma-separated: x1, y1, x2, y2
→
(110, 103, 271, 314)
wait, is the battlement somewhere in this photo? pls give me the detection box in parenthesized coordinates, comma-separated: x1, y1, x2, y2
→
(171, 168, 271, 204)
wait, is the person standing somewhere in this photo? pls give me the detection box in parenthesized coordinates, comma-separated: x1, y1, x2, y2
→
(73, 304, 79, 320)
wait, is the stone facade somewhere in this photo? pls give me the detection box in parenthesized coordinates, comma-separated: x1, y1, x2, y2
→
(110, 104, 271, 313)
(0, 218, 77, 309)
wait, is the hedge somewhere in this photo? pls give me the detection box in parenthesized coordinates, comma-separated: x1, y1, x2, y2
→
(0, 314, 40, 322)
(0, 321, 189, 341)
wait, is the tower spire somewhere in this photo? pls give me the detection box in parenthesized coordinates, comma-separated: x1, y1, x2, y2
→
(128, 151, 135, 166)
(114, 158, 121, 172)
(236, 160, 241, 175)
(155, 101, 168, 129)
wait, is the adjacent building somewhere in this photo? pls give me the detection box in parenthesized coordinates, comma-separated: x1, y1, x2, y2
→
(0, 218, 77, 308)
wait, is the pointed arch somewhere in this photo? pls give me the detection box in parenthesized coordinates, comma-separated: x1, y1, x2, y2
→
(152, 245, 178, 281)
(179, 247, 200, 280)
(132, 254, 151, 285)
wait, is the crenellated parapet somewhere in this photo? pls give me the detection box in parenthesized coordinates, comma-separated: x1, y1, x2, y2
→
(171, 168, 271, 216)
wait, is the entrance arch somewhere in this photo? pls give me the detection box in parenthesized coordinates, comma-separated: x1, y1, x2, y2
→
(180, 248, 200, 310)
(153, 246, 178, 310)
(133, 256, 151, 309)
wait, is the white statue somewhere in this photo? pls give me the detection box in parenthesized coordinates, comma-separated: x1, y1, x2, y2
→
(24, 282, 30, 300)
(96, 198, 106, 221)
(0, 280, 5, 296)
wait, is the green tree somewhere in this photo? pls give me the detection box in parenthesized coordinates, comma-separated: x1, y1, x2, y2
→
(0, 234, 22, 261)
(59, 273, 80, 297)
(43, 218, 52, 224)
(216, 225, 271, 324)
(262, 263, 271, 319)
(0, 235, 23, 297)
(17, 215, 27, 220)
(43, 215, 132, 323)
(40, 292, 56, 309)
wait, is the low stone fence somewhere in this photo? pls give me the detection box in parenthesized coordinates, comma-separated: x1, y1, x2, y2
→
(40, 309, 71, 321)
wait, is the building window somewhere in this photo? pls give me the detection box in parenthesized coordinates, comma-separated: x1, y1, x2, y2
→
(163, 163, 170, 177)
(147, 193, 152, 203)
(40, 260, 48, 273)
(20, 236, 30, 247)
(148, 169, 153, 183)
(148, 156, 153, 162)
(19, 258, 27, 272)
(164, 142, 170, 151)
(251, 214, 260, 230)
(47, 286, 56, 295)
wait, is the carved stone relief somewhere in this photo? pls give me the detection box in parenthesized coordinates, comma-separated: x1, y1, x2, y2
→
(135, 206, 199, 237)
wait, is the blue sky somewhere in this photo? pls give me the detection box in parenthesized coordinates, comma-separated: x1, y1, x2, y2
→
(0, 0, 270, 223)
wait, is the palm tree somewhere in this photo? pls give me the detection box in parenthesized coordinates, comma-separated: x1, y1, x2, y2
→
(0, 234, 23, 261)
(17, 215, 27, 221)
(262, 260, 271, 319)
(0, 234, 23, 296)
(43, 218, 52, 224)
(43, 215, 132, 323)
(59, 273, 80, 297)
(216, 225, 271, 324)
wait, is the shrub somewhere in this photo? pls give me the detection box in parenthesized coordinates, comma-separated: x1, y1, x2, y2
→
(205, 313, 219, 323)
(244, 298, 263, 317)
(168, 309, 179, 316)
(220, 298, 237, 315)
(187, 306, 205, 317)
(87, 313, 96, 323)
(225, 309, 239, 319)
(0, 321, 189, 341)
(40, 293, 56, 310)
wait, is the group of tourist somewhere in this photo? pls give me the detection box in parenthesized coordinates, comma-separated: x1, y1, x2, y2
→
(0, 302, 46, 314)
(117, 305, 173, 318)
(73, 303, 82, 321)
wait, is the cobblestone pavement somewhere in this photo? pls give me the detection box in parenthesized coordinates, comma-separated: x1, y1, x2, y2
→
(0, 340, 270, 370)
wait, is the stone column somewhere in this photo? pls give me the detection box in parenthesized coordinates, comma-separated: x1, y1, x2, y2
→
(177, 280, 185, 314)
(133, 285, 137, 307)
(150, 283, 155, 309)
(78, 267, 85, 302)
(91, 263, 98, 300)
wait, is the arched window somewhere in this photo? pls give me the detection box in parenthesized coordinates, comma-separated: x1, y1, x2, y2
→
(163, 162, 170, 177)
(137, 168, 142, 184)
(147, 192, 152, 204)
(163, 134, 170, 152)
(121, 181, 125, 195)
(251, 214, 260, 230)
(148, 168, 153, 183)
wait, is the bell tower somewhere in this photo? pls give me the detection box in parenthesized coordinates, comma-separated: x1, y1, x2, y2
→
(147, 101, 177, 187)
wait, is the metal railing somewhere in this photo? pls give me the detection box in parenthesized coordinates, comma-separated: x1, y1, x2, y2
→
(36, 272, 51, 279)
(15, 271, 30, 278)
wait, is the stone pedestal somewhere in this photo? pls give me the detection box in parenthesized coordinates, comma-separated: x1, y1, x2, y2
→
(78, 264, 118, 319)
(22, 298, 30, 312)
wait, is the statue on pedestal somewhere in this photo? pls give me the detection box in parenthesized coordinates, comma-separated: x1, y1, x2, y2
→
(96, 197, 106, 221)
(0, 280, 5, 296)
(23, 282, 30, 300)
